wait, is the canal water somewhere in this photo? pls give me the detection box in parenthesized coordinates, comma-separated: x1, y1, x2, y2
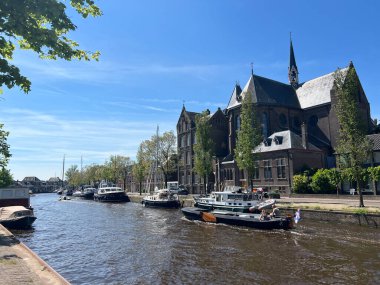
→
(13, 194, 380, 285)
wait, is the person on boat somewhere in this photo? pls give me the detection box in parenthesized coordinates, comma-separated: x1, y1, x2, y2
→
(259, 209, 269, 221)
(270, 204, 280, 218)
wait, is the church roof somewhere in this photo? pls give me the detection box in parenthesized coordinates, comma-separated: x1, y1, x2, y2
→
(296, 67, 349, 109)
(227, 74, 300, 110)
(254, 130, 321, 153)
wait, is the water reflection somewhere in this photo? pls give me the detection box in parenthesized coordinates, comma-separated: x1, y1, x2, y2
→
(12, 194, 380, 285)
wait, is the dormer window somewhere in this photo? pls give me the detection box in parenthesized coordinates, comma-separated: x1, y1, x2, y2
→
(264, 138, 272, 146)
(274, 136, 283, 145)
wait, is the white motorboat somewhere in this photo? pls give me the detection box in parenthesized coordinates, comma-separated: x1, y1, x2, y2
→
(0, 206, 36, 229)
(194, 187, 275, 213)
(94, 186, 129, 203)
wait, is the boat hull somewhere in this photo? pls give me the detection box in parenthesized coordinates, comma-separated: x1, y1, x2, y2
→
(0, 216, 37, 229)
(194, 203, 253, 213)
(94, 193, 130, 203)
(142, 199, 181, 208)
(181, 207, 292, 230)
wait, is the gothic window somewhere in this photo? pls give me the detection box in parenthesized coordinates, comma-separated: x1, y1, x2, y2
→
(279, 113, 287, 128)
(187, 134, 191, 146)
(236, 115, 241, 131)
(277, 158, 286, 179)
(261, 112, 269, 138)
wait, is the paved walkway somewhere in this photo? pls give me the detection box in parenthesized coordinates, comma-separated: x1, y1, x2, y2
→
(0, 225, 69, 285)
(278, 196, 380, 210)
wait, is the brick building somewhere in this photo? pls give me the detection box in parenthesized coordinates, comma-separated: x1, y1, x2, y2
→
(177, 41, 372, 194)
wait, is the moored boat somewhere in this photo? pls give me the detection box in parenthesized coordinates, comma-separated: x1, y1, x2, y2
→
(181, 207, 293, 230)
(73, 187, 96, 199)
(0, 206, 37, 229)
(94, 186, 130, 202)
(194, 188, 275, 213)
(142, 188, 181, 208)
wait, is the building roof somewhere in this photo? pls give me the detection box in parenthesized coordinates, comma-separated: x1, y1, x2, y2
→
(254, 130, 321, 153)
(227, 74, 300, 110)
(22, 176, 40, 182)
(296, 67, 349, 109)
(367, 134, 380, 151)
(48, 177, 62, 182)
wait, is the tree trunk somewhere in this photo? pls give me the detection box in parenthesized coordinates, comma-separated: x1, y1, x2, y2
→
(356, 173, 365, 207)
(373, 180, 377, 196)
(203, 174, 207, 195)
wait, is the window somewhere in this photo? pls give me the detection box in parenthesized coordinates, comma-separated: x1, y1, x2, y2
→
(253, 161, 260, 180)
(181, 136, 185, 147)
(187, 134, 191, 146)
(264, 160, 272, 179)
(279, 113, 287, 128)
(236, 115, 241, 131)
(187, 152, 191, 165)
(261, 113, 269, 138)
(277, 158, 286, 179)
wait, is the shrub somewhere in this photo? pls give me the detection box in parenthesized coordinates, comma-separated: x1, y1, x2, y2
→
(269, 192, 280, 199)
(310, 169, 335, 194)
(293, 174, 311, 194)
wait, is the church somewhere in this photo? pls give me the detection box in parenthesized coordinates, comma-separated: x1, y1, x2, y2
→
(177, 41, 372, 194)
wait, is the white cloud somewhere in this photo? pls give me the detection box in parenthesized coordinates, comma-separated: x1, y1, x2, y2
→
(1, 108, 176, 180)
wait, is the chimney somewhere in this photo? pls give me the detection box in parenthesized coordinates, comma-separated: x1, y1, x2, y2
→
(301, 122, 308, 149)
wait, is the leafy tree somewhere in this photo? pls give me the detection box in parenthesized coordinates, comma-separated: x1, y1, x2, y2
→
(194, 110, 214, 194)
(0, 167, 13, 187)
(326, 168, 342, 196)
(104, 155, 131, 186)
(334, 66, 372, 207)
(366, 166, 380, 195)
(0, 0, 101, 94)
(65, 164, 81, 186)
(292, 174, 311, 194)
(310, 169, 335, 194)
(133, 145, 148, 195)
(137, 130, 177, 190)
(157, 131, 177, 187)
(234, 91, 262, 190)
(0, 123, 11, 168)
(82, 164, 101, 185)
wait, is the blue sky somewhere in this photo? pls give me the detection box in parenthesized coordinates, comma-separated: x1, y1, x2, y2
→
(1, 0, 380, 180)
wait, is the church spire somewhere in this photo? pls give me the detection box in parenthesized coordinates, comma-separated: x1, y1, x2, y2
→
(288, 36, 299, 88)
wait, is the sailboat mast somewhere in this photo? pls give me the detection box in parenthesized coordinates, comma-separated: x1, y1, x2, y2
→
(62, 154, 65, 188)
(154, 125, 159, 190)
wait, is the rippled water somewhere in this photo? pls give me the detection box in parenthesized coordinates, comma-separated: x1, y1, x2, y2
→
(13, 194, 380, 285)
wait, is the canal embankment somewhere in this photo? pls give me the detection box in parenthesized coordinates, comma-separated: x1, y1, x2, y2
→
(0, 224, 70, 285)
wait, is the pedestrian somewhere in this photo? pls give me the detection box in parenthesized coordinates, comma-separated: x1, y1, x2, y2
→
(294, 208, 301, 224)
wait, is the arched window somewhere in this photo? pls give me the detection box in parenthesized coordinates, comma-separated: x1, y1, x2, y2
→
(261, 112, 269, 138)
(236, 115, 241, 131)
(279, 113, 287, 128)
